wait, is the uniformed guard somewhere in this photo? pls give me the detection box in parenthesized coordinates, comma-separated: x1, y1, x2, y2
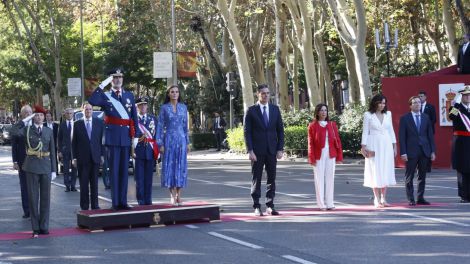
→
(133, 97, 159, 205)
(88, 68, 138, 210)
(449, 85, 470, 203)
(11, 105, 57, 238)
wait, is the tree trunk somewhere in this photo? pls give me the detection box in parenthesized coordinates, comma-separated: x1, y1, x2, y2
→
(340, 39, 360, 103)
(314, 33, 333, 106)
(274, 0, 289, 111)
(292, 45, 300, 111)
(455, 0, 470, 34)
(217, 0, 254, 112)
(443, 0, 458, 64)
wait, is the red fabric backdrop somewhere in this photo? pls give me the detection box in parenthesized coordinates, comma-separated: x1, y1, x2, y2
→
(382, 66, 470, 168)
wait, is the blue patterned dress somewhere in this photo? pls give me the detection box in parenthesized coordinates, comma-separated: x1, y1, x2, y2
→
(156, 103, 189, 188)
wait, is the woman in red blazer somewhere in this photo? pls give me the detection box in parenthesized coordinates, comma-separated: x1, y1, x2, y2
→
(308, 104, 343, 210)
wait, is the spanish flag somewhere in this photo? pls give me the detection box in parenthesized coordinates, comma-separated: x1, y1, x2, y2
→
(177, 52, 198, 78)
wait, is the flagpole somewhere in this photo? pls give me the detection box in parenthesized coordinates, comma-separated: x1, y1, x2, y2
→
(171, 0, 177, 85)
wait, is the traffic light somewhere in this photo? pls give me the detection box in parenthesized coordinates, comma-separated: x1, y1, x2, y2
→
(225, 72, 237, 92)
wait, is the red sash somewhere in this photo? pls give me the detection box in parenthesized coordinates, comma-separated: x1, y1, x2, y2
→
(104, 116, 135, 138)
(454, 131, 470, 137)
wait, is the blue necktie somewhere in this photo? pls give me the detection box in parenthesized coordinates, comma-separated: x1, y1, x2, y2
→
(262, 106, 268, 127)
(86, 120, 91, 139)
(415, 114, 421, 130)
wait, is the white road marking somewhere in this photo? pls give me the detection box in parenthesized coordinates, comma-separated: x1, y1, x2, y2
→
(185, 224, 199, 229)
(282, 255, 318, 264)
(207, 232, 263, 249)
(52, 181, 112, 202)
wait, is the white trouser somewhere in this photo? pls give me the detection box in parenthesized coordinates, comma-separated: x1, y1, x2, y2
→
(313, 146, 336, 209)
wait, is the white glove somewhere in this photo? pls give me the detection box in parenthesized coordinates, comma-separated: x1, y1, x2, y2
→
(51, 172, 57, 181)
(132, 138, 139, 149)
(99, 76, 113, 89)
(22, 113, 36, 124)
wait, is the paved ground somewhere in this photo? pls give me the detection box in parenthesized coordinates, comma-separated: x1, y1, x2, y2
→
(0, 146, 469, 264)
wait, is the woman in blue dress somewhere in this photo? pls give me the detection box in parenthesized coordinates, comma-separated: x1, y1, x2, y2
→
(156, 85, 190, 206)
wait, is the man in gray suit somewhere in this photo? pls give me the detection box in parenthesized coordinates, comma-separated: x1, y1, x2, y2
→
(11, 105, 57, 238)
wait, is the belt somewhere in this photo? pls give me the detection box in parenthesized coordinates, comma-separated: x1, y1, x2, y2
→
(454, 131, 470, 137)
(27, 149, 50, 158)
(104, 116, 135, 138)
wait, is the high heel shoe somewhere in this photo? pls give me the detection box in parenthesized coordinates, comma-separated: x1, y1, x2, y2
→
(175, 195, 182, 206)
(374, 198, 383, 208)
(170, 195, 177, 206)
(381, 197, 390, 207)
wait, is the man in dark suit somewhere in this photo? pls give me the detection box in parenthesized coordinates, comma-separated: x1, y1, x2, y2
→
(11, 105, 32, 219)
(399, 96, 436, 206)
(72, 103, 104, 210)
(457, 34, 470, 74)
(88, 68, 138, 210)
(213, 112, 226, 151)
(449, 85, 470, 203)
(11, 105, 57, 238)
(44, 111, 59, 173)
(58, 108, 77, 192)
(418, 91, 436, 134)
(244, 84, 284, 216)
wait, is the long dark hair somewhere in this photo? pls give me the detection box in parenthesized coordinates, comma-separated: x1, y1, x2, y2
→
(368, 94, 388, 114)
(164, 85, 182, 104)
(314, 103, 329, 121)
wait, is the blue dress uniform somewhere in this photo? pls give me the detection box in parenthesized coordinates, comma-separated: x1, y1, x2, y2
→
(88, 69, 138, 210)
(134, 97, 158, 205)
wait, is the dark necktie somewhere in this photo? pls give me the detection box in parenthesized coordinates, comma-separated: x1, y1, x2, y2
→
(116, 90, 121, 100)
(38, 126, 42, 136)
(262, 106, 268, 127)
(86, 120, 91, 139)
(415, 114, 421, 130)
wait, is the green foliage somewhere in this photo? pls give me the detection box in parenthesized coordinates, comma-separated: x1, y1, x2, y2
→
(337, 103, 368, 155)
(190, 133, 216, 150)
(282, 109, 314, 127)
(283, 126, 308, 155)
(226, 127, 245, 153)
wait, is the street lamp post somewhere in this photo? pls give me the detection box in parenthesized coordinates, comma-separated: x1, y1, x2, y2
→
(375, 21, 398, 77)
(79, 0, 85, 104)
(171, 0, 177, 85)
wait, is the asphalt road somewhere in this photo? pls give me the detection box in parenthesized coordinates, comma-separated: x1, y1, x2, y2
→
(0, 146, 469, 264)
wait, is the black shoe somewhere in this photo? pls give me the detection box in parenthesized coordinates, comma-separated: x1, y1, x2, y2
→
(65, 187, 70, 192)
(460, 199, 470, 203)
(32, 231, 39, 238)
(39, 230, 49, 235)
(417, 199, 430, 205)
(266, 207, 280, 215)
(110, 206, 119, 211)
(70, 187, 78, 192)
(254, 208, 263, 216)
(22, 213, 30, 219)
(120, 204, 132, 210)
(91, 207, 101, 210)
(408, 201, 416, 206)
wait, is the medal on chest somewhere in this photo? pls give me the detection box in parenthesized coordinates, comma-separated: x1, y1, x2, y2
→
(149, 119, 155, 135)
(125, 98, 132, 112)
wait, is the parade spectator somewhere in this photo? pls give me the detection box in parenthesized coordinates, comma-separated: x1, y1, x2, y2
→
(457, 34, 470, 74)
(308, 103, 343, 210)
(361, 94, 397, 208)
(212, 112, 226, 151)
(156, 85, 189, 206)
(11, 105, 32, 219)
(72, 103, 104, 210)
(244, 84, 284, 216)
(58, 108, 77, 192)
(399, 96, 436, 206)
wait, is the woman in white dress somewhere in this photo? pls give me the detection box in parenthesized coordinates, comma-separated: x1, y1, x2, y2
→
(361, 94, 397, 208)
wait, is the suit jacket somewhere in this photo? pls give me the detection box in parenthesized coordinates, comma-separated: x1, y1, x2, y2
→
(134, 114, 158, 160)
(213, 117, 227, 131)
(399, 112, 435, 159)
(244, 103, 284, 156)
(44, 121, 59, 146)
(88, 87, 138, 147)
(11, 120, 27, 166)
(458, 43, 470, 74)
(421, 103, 436, 133)
(449, 103, 470, 172)
(72, 118, 104, 165)
(11, 123, 57, 175)
(58, 119, 74, 159)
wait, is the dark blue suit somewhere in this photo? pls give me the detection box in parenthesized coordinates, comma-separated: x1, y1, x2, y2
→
(72, 118, 104, 210)
(244, 103, 284, 209)
(88, 87, 138, 208)
(134, 114, 157, 205)
(11, 120, 29, 216)
(399, 112, 436, 202)
(58, 119, 77, 190)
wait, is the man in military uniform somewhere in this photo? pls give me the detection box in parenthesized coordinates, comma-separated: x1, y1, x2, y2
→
(133, 97, 158, 205)
(88, 68, 138, 210)
(11, 105, 57, 238)
(449, 85, 470, 203)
